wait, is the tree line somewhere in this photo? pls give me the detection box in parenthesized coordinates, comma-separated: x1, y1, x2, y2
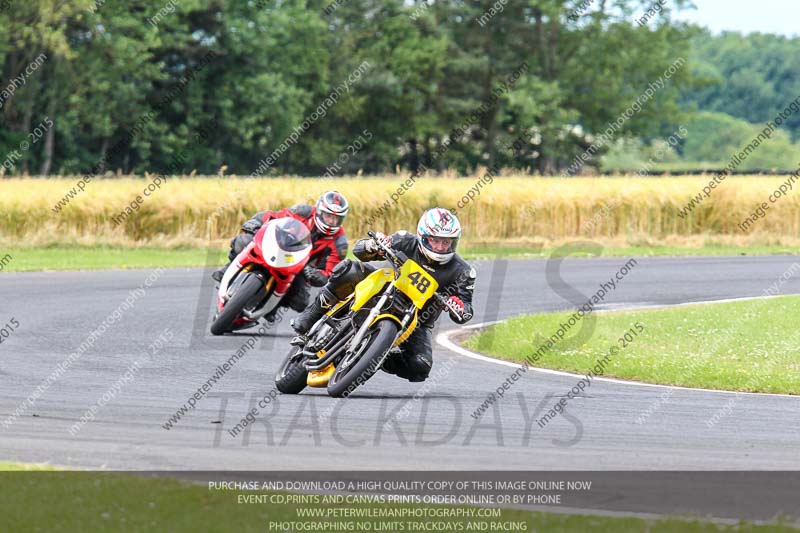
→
(2, 0, 794, 177)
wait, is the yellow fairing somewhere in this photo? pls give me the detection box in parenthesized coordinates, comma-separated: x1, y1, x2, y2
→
(351, 268, 394, 312)
(395, 260, 439, 308)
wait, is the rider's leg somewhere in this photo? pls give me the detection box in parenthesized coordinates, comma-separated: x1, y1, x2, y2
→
(282, 270, 311, 312)
(291, 260, 374, 336)
(265, 270, 311, 326)
(264, 271, 311, 325)
(212, 234, 253, 282)
(382, 326, 433, 382)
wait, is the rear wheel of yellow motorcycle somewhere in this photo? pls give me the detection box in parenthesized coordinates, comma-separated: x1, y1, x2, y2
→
(275, 346, 308, 394)
(327, 319, 399, 398)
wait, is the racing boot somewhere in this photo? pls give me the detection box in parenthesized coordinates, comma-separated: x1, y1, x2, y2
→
(213, 235, 251, 282)
(211, 264, 228, 283)
(211, 256, 234, 282)
(289, 288, 336, 345)
(381, 347, 404, 375)
(382, 351, 432, 382)
(262, 306, 281, 327)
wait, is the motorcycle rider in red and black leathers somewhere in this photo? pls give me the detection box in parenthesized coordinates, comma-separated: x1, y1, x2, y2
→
(291, 207, 475, 382)
(213, 191, 350, 318)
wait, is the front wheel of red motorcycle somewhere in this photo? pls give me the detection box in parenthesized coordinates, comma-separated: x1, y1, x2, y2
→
(210, 274, 266, 335)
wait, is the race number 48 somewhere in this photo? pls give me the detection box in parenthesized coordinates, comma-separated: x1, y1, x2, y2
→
(406, 271, 431, 293)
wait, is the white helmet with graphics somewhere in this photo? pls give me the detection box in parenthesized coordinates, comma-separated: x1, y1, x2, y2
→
(416, 207, 461, 264)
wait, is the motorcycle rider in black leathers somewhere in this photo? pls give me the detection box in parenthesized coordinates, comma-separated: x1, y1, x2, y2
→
(291, 207, 475, 382)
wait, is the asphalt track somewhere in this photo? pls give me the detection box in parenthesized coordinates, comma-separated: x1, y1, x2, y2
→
(2, 253, 798, 473)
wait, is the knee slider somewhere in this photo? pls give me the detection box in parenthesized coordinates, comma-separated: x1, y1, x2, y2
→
(407, 353, 432, 379)
(327, 260, 364, 300)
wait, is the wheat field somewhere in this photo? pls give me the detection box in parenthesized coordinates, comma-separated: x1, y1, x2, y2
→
(2, 174, 799, 248)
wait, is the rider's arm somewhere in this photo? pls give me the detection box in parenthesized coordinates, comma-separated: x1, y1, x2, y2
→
(321, 234, 348, 275)
(353, 231, 407, 261)
(447, 265, 476, 324)
(242, 204, 308, 234)
(352, 238, 377, 261)
(241, 210, 277, 234)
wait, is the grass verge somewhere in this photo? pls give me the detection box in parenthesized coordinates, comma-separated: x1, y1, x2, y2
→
(3, 243, 800, 272)
(0, 467, 795, 532)
(0, 461, 56, 471)
(0, 247, 227, 272)
(465, 295, 800, 394)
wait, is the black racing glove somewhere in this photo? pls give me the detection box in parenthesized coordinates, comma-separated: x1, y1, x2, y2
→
(303, 265, 329, 287)
(241, 219, 262, 234)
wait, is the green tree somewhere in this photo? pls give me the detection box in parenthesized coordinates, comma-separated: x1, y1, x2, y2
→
(685, 29, 800, 140)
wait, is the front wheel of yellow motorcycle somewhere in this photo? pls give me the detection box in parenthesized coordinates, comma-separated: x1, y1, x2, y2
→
(327, 320, 399, 398)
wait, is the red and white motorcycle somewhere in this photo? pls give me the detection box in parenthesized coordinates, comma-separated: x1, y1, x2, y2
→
(210, 217, 312, 335)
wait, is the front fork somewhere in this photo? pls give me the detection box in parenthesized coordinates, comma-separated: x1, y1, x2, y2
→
(346, 292, 391, 356)
(217, 246, 251, 310)
(217, 243, 279, 320)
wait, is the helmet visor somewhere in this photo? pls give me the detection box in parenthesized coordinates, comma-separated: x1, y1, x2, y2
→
(423, 235, 458, 254)
(317, 210, 346, 229)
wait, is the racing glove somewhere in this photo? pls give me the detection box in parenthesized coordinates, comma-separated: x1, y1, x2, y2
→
(365, 232, 392, 255)
(447, 296, 465, 316)
(241, 219, 263, 234)
(303, 265, 328, 287)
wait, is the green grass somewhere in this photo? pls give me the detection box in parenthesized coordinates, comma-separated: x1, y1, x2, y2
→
(0, 461, 56, 471)
(3, 243, 800, 272)
(604, 160, 732, 173)
(0, 468, 795, 532)
(465, 295, 800, 394)
(0, 247, 227, 272)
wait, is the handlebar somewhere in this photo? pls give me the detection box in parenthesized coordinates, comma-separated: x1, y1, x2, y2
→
(366, 231, 464, 321)
(367, 230, 402, 269)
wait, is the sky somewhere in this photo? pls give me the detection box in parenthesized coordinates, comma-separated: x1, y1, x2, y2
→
(671, 0, 799, 37)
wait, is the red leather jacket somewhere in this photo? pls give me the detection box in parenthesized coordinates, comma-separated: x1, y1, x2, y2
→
(246, 204, 348, 277)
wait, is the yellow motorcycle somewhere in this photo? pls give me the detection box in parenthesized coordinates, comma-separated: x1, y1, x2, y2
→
(275, 231, 462, 397)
